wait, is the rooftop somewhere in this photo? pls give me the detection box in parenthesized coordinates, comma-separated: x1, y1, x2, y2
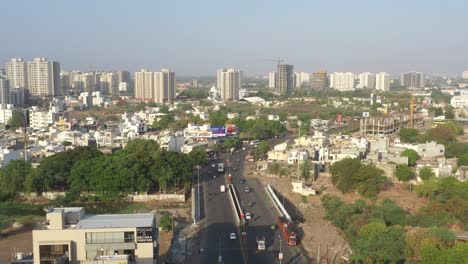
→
(75, 213, 155, 229)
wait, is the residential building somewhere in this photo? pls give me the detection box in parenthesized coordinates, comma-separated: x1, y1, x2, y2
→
(375, 72, 390, 91)
(100, 72, 118, 95)
(358, 72, 375, 89)
(217, 68, 241, 101)
(5, 58, 28, 88)
(135, 69, 175, 103)
(10, 88, 26, 106)
(268, 72, 276, 88)
(32, 207, 158, 264)
(0, 77, 9, 106)
(0, 105, 14, 124)
(239, 88, 249, 99)
(116, 70, 131, 84)
(462, 70, 468, 79)
(310, 71, 328, 90)
(29, 106, 61, 130)
(401, 72, 425, 88)
(330, 72, 355, 91)
(293, 72, 310, 88)
(60, 71, 71, 96)
(360, 112, 424, 135)
(451, 94, 468, 108)
(27, 57, 61, 97)
(275, 64, 294, 95)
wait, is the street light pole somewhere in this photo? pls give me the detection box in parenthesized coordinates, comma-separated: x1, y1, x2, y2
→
(196, 165, 201, 223)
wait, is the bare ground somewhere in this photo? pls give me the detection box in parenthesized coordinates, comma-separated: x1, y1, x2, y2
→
(0, 225, 34, 264)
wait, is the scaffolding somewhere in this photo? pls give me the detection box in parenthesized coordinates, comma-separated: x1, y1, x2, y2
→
(360, 112, 423, 135)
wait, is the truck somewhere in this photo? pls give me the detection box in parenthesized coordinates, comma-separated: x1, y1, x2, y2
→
(257, 236, 266, 250)
(220, 185, 226, 192)
(217, 163, 224, 173)
(278, 216, 297, 246)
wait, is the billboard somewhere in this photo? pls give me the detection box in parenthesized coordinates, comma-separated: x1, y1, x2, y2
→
(211, 126, 226, 135)
(136, 226, 153, 243)
(226, 124, 237, 134)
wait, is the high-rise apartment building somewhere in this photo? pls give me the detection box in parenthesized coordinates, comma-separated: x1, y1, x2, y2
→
(27, 58, 61, 97)
(401, 72, 425, 88)
(268, 72, 276, 88)
(330, 72, 355, 91)
(100, 72, 118, 95)
(294, 72, 310, 88)
(217, 68, 242, 101)
(0, 77, 10, 106)
(275, 64, 294, 95)
(376, 72, 390, 91)
(310, 71, 328, 90)
(462, 70, 468, 79)
(116, 70, 131, 84)
(358, 72, 376, 89)
(5, 58, 28, 88)
(135, 69, 175, 103)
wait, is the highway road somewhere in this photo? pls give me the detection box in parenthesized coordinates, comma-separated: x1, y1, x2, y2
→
(195, 141, 306, 264)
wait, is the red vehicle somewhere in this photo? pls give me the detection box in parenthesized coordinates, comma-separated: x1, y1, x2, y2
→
(278, 217, 297, 246)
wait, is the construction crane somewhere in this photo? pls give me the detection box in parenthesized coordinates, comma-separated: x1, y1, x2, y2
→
(263, 58, 284, 69)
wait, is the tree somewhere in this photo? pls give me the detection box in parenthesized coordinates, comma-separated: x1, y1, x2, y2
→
(354, 164, 386, 198)
(396, 164, 413, 182)
(352, 222, 405, 263)
(415, 178, 439, 200)
(457, 153, 468, 167)
(401, 149, 420, 166)
(405, 227, 456, 262)
(159, 214, 173, 231)
(209, 112, 227, 127)
(188, 147, 207, 167)
(330, 158, 361, 193)
(399, 128, 420, 143)
(151, 114, 174, 130)
(254, 140, 270, 159)
(444, 106, 455, 120)
(8, 111, 26, 129)
(445, 142, 468, 158)
(425, 125, 457, 144)
(0, 160, 31, 200)
(300, 160, 312, 181)
(419, 166, 435, 181)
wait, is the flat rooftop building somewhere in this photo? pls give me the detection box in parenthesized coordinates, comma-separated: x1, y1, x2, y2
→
(33, 207, 158, 264)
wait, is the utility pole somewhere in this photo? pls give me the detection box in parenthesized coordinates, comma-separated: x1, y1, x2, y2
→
(297, 128, 301, 181)
(196, 165, 201, 223)
(279, 237, 283, 264)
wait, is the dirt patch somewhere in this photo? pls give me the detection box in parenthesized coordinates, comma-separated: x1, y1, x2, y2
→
(0, 225, 34, 264)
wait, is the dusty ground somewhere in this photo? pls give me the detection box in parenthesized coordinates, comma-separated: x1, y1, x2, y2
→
(0, 225, 34, 264)
(249, 165, 429, 262)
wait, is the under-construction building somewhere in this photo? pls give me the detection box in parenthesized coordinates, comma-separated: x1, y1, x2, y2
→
(360, 112, 423, 135)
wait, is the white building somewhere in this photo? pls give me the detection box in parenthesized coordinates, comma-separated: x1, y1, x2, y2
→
(358, 72, 375, 89)
(118, 82, 128, 92)
(0, 106, 14, 124)
(451, 94, 468, 108)
(376, 72, 390, 91)
(462, 70, 468, 79)
(27, 57, 61, 97)
(330, 72, 355, 91)
(268, 72, 276, 88)
(5, 58, 28, 88)
(29, 106, 60, 130)
(217, 68, 242, 101)
(239, 88, 249, 99)
(294, 72, 310, 88)
(135, 69, 175, 103)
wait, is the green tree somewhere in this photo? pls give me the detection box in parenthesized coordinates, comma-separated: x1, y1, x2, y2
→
(354, 164, 386, 198)
(401, 149, 421, 166)
(399, 128, 420, 143)
(254, 140, 270, 159)
(396, 164, 413, 182)
(188, 147, 207, 167)
(352, 222, 405, 263)
(457, 153, 468, 167)
(415, 178, 439, 200)
(300, 160, 312, 181)
(209, 112, 227, 127)
(151, 114, 174, 130)
(425, 125, 457, 144)
(159, 214, 173, 231)
(421, 242, 468, 264)
(330, 158, 361, 193)
(0, 160, 31, 200)
(445, 142, 468, 158)
(419, 166, 435, 181)
(8, 111, 26, 129)
(444, 106, 455, 120)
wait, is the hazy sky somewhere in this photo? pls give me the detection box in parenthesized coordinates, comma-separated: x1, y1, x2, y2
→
(1, 0, 467, 76)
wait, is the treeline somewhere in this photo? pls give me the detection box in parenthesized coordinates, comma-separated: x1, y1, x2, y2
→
(226, 117, 286, 140)
(322, 195, 468, 263)
(0, 139, 206, 201)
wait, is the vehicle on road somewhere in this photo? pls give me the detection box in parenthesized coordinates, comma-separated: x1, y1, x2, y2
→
(245, 213, 252, 220)
(230, 232, 237, 240)
(211, 163, 216, 168)
(239, 179, 245, 184)
(257, 237, 266, 250)
(278, 216, 297, 246)
(217, 163, 224, 172)
(244, 186, 251, 192)
(217, 256, 223, 263)
(220, 185, 225, 192)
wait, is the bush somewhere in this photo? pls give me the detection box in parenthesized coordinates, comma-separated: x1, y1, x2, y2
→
(159, 214, 172, 231)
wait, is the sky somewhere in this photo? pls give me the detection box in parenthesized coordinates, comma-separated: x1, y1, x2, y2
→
(1, 0, 467, 76)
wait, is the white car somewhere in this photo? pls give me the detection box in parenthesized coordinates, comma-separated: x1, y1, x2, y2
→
(211, 163, 216, 168)
(230, 232, 237, 240)
(245, 213, 252, 220)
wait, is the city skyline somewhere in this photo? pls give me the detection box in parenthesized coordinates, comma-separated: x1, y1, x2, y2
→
(1, 0, 468, 76)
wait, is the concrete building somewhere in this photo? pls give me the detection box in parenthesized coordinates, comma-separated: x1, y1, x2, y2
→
(462, 70, 468, 79)
(401, 72, 425, 88)
(217, 68, 241, 101)
(32, 207, 158, 264)
(116, 70, 131, 84)
(360, 112, 423, 135)
(0, 106, 14, 124)
(358, 72, 375, 89)
(29, 106, 61, 130)
(376, 72, 390, 91)
(0, 77, 9, 106)
(100, 72, 118, 95)
(135, 69, 175, 104)
(275, 64, 294, 95)
(5, 58, 28, 88)
(10, 88, 26, 106)
(293, 72, 310, 88)
(451, 94, 468, 108)
(27, 57, 61, 97)
(268, 72, 276, 88)
(330, 72, 355, 91)
(239, 88, 249, 99)
(310, 71, 328, 90)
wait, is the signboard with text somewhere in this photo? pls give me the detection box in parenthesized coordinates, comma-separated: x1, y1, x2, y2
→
(136, 226, 153, 243)
(211, 126, 226, 135)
